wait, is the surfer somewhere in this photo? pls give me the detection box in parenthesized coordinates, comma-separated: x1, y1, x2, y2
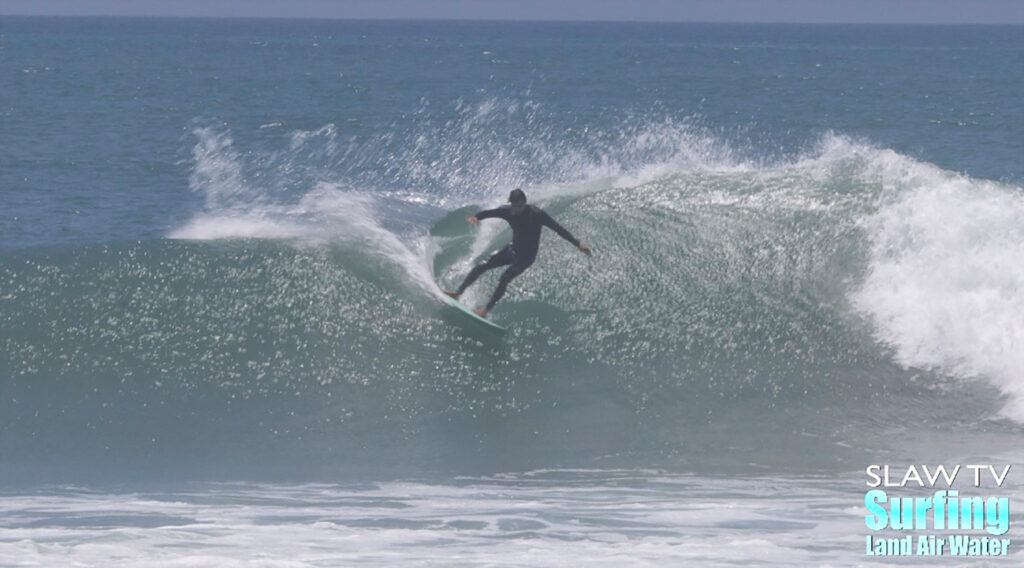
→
(444, 188, 591, 317)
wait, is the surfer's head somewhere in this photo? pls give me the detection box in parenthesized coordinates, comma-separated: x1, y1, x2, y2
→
(508, 188, 527, 214)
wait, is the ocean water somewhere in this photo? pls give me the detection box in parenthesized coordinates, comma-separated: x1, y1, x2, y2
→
(2, 16, 1024, 566)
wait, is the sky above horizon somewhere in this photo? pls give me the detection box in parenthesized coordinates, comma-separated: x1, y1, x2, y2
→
(3, 0, 1024, 24)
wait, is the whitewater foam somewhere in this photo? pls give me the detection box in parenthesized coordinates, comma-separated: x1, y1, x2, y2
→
(854, 158, 1024, 420)
(0, 471, 878, 568)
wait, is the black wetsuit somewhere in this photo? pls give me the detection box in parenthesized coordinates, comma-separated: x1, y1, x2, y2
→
(456, 205, 581, 310)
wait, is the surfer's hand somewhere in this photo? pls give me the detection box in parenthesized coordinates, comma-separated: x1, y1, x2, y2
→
(579, 243, 592, 256)
(468, 216, 479, 225)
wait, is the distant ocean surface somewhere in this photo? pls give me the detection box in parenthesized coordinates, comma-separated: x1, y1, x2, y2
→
(2, 17, 1024, 566)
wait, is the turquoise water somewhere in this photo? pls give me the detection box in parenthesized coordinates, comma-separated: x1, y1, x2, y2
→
(2, 17, 1024, 565)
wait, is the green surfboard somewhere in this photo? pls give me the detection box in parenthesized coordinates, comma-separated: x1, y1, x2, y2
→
(440, 294, 507, 335)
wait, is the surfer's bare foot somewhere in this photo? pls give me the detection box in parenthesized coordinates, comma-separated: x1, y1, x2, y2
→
(443, 290, 459, 299)
(473, 307, 488, 317)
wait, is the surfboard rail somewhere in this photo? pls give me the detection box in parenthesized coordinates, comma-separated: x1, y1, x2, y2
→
(439, 294, 507, 334)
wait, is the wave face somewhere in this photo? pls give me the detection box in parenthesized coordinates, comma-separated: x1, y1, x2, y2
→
(4, 107, 1022, 481)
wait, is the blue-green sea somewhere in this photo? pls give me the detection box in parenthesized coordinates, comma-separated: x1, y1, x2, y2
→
(2, 17, 1024, 566)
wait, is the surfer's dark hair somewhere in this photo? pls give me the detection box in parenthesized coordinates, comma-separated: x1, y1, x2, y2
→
(508, 188, 527, 204)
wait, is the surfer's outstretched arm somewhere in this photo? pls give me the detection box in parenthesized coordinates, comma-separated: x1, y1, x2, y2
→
(542, 212, 592, 256)
(470, 208, 507, 224)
